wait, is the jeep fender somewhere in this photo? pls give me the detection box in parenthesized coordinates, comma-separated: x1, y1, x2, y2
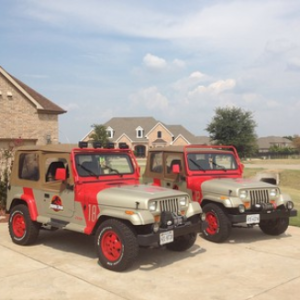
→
(10, 188, 38, 221)
(277, 193, 292, 206)
(98, 206, 155, 226)
(186, 202, 202, 218)
(202, 193, 243, 208)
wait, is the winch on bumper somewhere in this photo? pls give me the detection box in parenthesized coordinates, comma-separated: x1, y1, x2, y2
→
(136, 213, 201, 247)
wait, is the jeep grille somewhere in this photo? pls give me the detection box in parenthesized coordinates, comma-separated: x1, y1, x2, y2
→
(159, 198, 179, 213)
(249, 189, 269, 206)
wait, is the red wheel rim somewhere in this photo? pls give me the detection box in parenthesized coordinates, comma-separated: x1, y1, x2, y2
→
(206, 212, 218, 235)
(101, 230, 122, 261)
(12, 213, 26, 238)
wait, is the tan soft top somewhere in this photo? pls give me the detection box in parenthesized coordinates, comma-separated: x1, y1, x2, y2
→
(15, 144, 78, 153)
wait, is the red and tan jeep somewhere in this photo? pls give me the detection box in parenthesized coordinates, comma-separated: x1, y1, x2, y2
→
(6, 142, 203, 271)
(143, 145, 297, 243)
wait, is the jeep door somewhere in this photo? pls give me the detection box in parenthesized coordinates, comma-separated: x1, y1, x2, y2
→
(40, 154, 75, 218)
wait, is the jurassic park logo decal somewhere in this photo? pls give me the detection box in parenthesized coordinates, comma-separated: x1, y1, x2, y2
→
(50, 195, 63, 212)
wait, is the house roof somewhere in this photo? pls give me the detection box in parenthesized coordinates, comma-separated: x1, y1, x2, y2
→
(257, 136, 293, 149)
(0, 66, 66, 115)
(104, 117, 159, 142)
(102, 117, 209, 144)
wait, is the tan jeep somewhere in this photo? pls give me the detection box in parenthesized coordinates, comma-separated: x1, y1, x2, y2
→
(143, 145, 297, 243)
(6, 142, 203, 271)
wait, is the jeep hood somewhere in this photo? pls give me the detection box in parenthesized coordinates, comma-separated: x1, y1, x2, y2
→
(201, 178, 276, 194)
(97, 184, 187, 209)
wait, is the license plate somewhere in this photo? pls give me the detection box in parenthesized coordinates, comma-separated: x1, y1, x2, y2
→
(246, 214, 260, 224)
(160, 230, 174, 245)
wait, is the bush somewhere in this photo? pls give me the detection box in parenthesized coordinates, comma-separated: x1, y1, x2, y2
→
(0, 168, 9, 209)
(0, 148, 13, 210)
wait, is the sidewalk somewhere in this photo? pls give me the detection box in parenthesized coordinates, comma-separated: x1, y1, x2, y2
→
(0, 223, 300, 300)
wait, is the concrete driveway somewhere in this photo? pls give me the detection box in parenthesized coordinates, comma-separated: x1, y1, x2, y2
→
(0, 223, 300, 300)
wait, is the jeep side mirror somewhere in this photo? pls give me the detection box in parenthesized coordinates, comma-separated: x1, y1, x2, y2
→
(172, 164, 180, 174)
(55, 168, 67, 180)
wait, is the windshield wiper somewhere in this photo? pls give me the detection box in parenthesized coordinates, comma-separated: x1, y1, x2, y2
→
(77, 163, 99, 178)
(211, 162, 227, 172)
(189, 159, 205, 171)
(103, 165, 123, 177)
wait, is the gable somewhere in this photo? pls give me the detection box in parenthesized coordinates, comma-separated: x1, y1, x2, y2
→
(104, 117, 158, 141)
(0, 66, 66, 115)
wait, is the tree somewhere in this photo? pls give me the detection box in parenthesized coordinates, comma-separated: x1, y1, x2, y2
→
(89, 124, 109, 146)
(292, 135, 300, 152)
(206, 107, 258, 158)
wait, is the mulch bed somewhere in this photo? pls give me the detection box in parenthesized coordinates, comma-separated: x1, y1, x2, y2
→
(0, 210, 9, 223)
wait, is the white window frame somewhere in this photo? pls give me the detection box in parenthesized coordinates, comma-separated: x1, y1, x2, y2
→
(136, 126, 144, 138)
(106, 127, 113, 138)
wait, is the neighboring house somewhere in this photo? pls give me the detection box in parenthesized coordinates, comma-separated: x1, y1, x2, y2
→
(82, 117, 211, 157)
(0, 66, 66, 149)
(257, 136, 294, 153)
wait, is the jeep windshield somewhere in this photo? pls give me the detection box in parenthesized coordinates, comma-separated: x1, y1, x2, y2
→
(75, 153, 134, 177)
(187, 152, 238, 172)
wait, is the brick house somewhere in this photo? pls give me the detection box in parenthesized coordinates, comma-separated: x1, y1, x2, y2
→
(0, 66, 66, 149)
(82, 117, 210, 157)
(257, 136, 294, 153)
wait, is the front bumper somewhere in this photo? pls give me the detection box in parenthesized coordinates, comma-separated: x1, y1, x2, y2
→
(228, 208, 297, 223)
(136, 220, 201, 247)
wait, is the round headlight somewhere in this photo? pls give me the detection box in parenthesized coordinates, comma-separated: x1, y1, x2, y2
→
(239, 190, 248, 200)
(269, 189, 278, 197)
(179, 196, 187, 206)
(149, 202, 157, 211)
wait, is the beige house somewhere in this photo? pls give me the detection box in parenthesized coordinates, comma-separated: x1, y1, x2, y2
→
(0, 66, 66, 149)
(257, 136, 294, 153)
(82, 117, 210, 157)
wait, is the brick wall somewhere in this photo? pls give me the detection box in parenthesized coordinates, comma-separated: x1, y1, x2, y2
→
(0, 74, 59, 146)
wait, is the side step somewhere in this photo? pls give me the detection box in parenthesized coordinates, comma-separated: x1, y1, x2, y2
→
(47, 218, 69, 229)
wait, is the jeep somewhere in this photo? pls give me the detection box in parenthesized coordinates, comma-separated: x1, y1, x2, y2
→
(6, 142, 203, 271)
(143, 145, 297, 243)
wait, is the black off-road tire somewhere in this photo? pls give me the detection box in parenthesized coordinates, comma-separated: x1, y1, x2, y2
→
(8, 204, 40, 245)
(166, 232, 197, 251)
(95, 219, 139, 272)
(259, 217, 289, 236)
(201, 203, 231, 243)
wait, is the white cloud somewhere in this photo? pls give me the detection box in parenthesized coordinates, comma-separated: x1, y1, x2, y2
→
(189, 71, 206, 80)
(143, 53, 167, 69)
(172, 71, 208, 91)
(188, 79, 236, 97)
(208, 79, 236, 94)
(172, 59, 186, 68)
(130, 86, 169, 111)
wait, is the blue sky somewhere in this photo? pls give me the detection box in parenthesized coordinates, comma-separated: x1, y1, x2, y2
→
(1, 0, 300, 143)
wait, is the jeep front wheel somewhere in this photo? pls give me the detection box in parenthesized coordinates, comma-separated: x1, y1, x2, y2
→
(8, 204, 40, 245)
(95, 219, 139, 272)
(201, 203, 231, 243)
(259, 217, 289, 236)
(166, 232, 197, 251)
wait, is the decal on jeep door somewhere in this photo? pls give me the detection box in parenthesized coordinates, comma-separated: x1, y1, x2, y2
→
(50, 195, 63, 212)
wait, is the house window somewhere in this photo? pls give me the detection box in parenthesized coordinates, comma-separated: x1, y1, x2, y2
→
(106, 127, 113, 138)
(136, 126, 144, 138)
(137, 130, 143, 138)
(157, 131, 162, 138)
